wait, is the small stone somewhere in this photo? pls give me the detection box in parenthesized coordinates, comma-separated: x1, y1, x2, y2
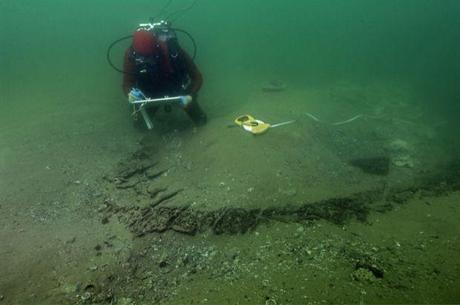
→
(352, 268, 375, 283)
(393, 155, 414, 168)
(65, 237, 76, 244)
(81, 291, 92, 301)
(159, 260, 167, 268)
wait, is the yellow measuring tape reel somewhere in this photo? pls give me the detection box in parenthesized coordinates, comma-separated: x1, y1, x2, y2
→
(234, 112, 366, 136)
(234, 114, 296, 135)
(234, 114, 271, 135)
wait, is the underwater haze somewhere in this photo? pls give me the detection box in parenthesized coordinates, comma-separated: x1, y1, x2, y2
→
(1, 0, 460, 304)
(2, 1, 460, 112)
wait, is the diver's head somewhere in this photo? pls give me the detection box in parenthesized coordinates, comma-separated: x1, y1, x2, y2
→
(132, 29, 159, 56)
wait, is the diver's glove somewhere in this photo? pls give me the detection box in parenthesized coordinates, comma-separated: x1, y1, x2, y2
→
(128, 88, 146, 103)
(179, 95, 193, 108)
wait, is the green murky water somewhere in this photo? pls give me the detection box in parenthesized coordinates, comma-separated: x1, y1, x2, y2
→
(1, 1, 460, 304)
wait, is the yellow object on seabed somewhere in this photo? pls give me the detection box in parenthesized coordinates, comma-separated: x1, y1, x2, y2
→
(234, 112, 366, 135)
(242, 119, 271, 134)
(234, 114, 294, 135)
(234, 114, 271, 134)
(234, 114, 254, 126)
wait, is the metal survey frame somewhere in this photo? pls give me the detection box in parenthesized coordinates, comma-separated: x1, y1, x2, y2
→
(129, 96, 184, 130)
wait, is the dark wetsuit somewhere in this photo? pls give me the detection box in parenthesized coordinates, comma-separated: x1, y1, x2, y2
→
(122, 44, 207, 125)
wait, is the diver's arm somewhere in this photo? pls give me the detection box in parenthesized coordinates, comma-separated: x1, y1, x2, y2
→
(180, 48, 203, 94)
(122, 48, 136, 97)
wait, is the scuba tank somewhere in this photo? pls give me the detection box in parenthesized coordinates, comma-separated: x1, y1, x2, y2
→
(142, 21, 190, 95)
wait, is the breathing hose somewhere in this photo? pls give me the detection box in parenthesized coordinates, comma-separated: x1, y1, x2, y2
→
(106, 35, 133, 74)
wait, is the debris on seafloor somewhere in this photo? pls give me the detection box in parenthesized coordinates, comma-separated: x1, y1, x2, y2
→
(262, 80, 287, 92)
(388, 139, 415, 168)
(393, 155, 415, 168)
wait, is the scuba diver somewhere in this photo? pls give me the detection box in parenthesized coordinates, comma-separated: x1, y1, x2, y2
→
(121, 21, 207, 127)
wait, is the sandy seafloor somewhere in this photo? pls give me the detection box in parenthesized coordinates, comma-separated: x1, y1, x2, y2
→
(1, 74, 459, 304)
